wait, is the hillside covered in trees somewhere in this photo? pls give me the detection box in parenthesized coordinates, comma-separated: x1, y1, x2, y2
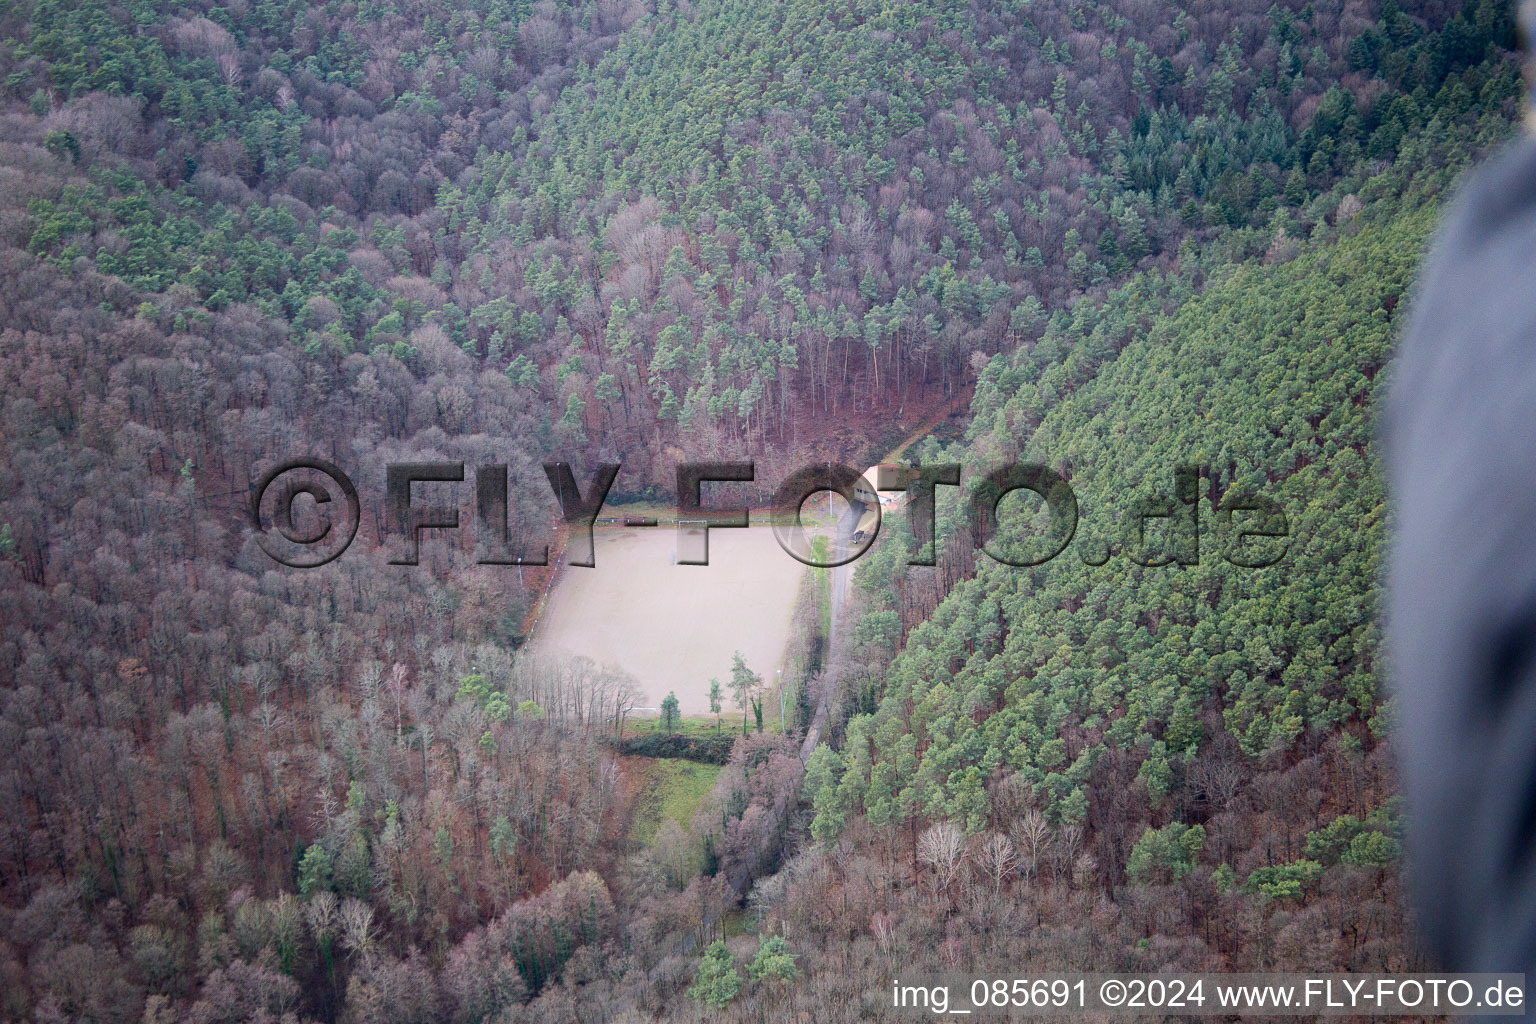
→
(6, 0, 1518, 479)
(0, 0, 1525, 1019)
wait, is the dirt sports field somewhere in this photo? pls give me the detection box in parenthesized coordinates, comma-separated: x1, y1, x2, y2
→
(527, 523, 809, 715)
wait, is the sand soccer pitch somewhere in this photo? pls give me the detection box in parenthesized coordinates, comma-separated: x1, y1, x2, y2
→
(527, 522, 810, 715)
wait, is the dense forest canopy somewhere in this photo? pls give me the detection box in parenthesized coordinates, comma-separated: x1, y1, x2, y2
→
(1, 0, 1518, 480)
(0, 0, 1524, 1019)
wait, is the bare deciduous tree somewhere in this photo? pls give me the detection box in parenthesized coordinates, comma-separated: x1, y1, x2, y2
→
(977, 831, 1017, 894)
(1052, 824, 1084, 884)
(1010, 808, 1050, 882)
(917, 821, 966, 896)
(339, 897, 375, 959)
(305, 891, 338, 944)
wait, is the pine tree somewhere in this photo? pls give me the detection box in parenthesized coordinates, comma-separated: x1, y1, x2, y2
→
(686, 942, 741, 1008)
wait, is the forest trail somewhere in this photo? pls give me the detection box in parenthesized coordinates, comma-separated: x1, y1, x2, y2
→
(800, 499, 857, 764)
(880, 387, 972, 463)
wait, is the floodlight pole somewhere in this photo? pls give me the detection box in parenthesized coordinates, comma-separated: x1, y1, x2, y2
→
(778, 668, 784, 731)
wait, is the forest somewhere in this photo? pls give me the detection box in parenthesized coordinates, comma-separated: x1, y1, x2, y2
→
(0, 0, 1524, 1018)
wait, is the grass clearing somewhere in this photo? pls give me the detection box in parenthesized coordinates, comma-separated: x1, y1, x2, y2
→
(810, 535, 832, 638)
(630, 705, 790, 738)
(626, 757, 721, 847)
